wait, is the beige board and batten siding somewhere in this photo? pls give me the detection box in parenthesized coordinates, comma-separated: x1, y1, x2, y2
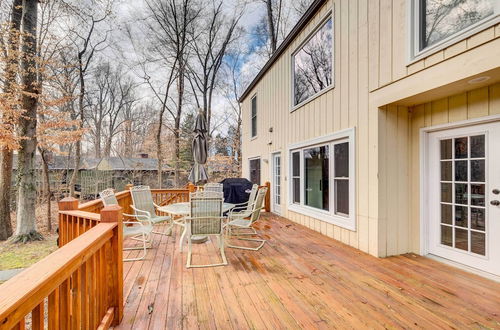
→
(242, 0, 376, 255)
(241, 0, 500, 258)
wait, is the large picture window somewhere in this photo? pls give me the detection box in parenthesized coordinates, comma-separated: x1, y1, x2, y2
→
(413, 0, 498, 57)
(288, 128, 355, 230)
(292, 16, 333, 107)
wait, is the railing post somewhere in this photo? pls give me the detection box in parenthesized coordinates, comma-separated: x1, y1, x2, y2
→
(126, 183, 133, 190)
(100, 205, 124, 326)
(188, 182, 195, 192)
(58, 197, 79, 247)
(265, 181, 271, 212)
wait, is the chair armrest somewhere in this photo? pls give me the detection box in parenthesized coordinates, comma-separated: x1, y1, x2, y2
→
(131, 205, 151, 219)
(123, 221, 144, 226)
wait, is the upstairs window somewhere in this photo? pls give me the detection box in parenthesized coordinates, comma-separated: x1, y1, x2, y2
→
(251, 95, 257, 138)
(292, 15, 333, 107)
(414, 0, 498, 57)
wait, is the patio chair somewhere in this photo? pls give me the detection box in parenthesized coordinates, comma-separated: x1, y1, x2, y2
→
(227, 184, 258, 219)
(203, 182, 223, 193)
(100, 188, 153, 262)
(226, 187, 267, 251)
(185, 194, 228, 268)
(130, 185, 173, 236)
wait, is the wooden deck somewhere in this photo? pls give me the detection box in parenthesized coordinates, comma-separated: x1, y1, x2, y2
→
(117, 214, 500, 329)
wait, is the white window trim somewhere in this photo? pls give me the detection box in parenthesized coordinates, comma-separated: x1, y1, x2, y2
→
(291, 9, 334, 112)
(250, 94, 257, 139)
(287, 127, 356, 231)
(409, 0, 500, 63)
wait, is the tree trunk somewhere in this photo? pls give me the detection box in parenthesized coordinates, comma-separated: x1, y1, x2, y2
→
(39, 149, 52, 232)
(69, 55, 85, 197)
(14, 0, 42, 242)
(265, 0, 277, 53)
(175, 62, 185, 187)
(0, 0, 23, 241)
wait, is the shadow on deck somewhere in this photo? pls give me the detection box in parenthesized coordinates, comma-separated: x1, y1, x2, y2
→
(117, 213, 500, 329)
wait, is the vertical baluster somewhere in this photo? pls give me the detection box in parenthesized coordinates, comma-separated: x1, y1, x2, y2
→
(100, 246, 106, 319)
(89, 255, 95, 328)
(81, 261, 89, 330)
(12, 318, 25, 330)
(71, 268, 82, 329)
(59, 279, 70, 330)
(48, 288, 60, 330)
(32, 301, 44, 330)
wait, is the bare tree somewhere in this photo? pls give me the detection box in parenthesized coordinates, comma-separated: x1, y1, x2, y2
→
(0, 0, 22, 241)
(144, 0, 200, 187)
(64, 1, 112, 196)
(186, 0, 242, 135)
(14, 0, 42, 242)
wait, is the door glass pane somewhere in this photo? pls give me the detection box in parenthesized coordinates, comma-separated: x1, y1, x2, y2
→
(470, 135, 485, 158)
(471, 208, 485, 231)
(470, 184, 485, 206)
(455, 137, 468, 159)
(420, 0, 495, 50)
(455, 183, 468, 205)
(454, 228, 468, 251)
(304, 146, 329, 211)
(441, 161, 452, 181)
(441, 204, 452, 225)
(441, 183, 452, 203)
(454, 206, 468, 228)
(440, 139, 452, 159)
(441, 225, 452, 247)
(455, 160, 467, 182)
(334, 142, 349, 177)
(471, 232, 485, 256)
(470, 160, 485, 182)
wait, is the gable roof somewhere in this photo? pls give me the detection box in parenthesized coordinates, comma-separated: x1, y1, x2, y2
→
(238, 0, 326, 102)
(98, 157, 172, 171)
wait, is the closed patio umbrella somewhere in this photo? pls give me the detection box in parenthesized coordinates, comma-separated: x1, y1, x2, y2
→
(188, 110, 209, 184)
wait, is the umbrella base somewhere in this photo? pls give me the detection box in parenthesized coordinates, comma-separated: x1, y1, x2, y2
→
(191, 235, 208, 244)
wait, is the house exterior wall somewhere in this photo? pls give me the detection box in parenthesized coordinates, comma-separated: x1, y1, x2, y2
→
(241, 0, 500, 257)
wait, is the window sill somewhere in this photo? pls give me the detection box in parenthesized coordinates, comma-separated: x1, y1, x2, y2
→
(288, 203, 356, 231)
(250, 136, 258, 141)
(290, 84, 334, 113)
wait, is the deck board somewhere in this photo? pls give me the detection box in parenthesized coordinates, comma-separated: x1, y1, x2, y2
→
(115, 214, 500, 329)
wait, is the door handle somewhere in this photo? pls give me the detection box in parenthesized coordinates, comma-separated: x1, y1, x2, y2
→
(491, 200, 500, 206)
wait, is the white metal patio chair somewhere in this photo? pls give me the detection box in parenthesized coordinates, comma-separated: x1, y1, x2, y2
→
(185, 194, 228, 268)
(227, 184, 258, 219)
(203, 182, 223, 193)
(100, 188, 153, 262)
(225, 187, 268, 251)
(130, 185, 173, 236)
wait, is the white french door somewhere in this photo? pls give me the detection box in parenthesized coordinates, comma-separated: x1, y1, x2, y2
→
(426, 121, 500, 276)
(272, 153, 282, 214)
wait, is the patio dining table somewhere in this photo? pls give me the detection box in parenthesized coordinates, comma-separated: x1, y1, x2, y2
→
(158, 202, 235, 246)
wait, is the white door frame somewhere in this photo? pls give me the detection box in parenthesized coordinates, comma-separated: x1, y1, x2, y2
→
(271, 152, 282, 214)
(420, 114, 500, 256)
(420, 114, 500, 277)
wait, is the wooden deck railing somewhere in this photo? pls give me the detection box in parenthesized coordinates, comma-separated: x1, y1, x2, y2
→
(0, 206, 123, 330)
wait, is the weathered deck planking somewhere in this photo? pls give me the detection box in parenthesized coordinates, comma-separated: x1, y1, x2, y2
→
(114, 214, 500, 329)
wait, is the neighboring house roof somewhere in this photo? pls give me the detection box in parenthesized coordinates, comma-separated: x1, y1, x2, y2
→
(238, 0, 326, 102)
(12, 154, 168, 171)
(96, 157, 173, 171)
